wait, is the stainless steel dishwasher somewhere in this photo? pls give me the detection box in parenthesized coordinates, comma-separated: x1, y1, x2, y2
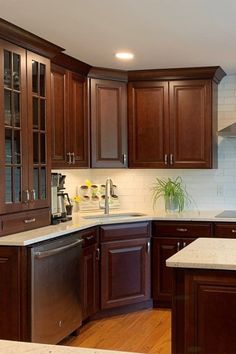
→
(31, 233, 83, 344)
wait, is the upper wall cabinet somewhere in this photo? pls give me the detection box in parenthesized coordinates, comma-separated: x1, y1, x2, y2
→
(89, 69, 128, 168)
(51, 64, 88, 168)
(128, 67, 226, 169)
(0, 39, 51, 215)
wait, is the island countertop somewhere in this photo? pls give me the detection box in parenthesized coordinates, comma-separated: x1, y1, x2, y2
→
(166, 237, 236, 271)
(0, 340, 141, 354)
(0, 209, 235, 246)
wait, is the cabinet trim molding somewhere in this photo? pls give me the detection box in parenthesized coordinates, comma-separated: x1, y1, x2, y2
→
(0, 18, 63, 59)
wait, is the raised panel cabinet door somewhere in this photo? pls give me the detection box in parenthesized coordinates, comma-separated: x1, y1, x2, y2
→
(27, 51, 51, 209)
(0, 40, 29, 214)
(51, 64, 68, 168)
(169, 80, 213, 168)
(152, 237, 195, 307)
(100, 238, 151, 310)
(81, 244, 99, 321)
(68, 72, 88, 167)
(185, 270, 236, 354)
(90, 79, 127, 168)
(128, 81, 169, 168)
(152, 237, 178, 307)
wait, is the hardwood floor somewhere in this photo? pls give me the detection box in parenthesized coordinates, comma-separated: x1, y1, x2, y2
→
(62, 309, 171, 354)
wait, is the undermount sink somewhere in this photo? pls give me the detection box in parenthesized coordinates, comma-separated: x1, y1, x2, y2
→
(82, 212, 146, 220)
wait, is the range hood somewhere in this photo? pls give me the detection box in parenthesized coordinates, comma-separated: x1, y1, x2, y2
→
(218, 123, 236, 137)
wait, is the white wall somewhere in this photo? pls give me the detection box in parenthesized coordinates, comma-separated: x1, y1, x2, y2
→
(58, 74, 236, 211)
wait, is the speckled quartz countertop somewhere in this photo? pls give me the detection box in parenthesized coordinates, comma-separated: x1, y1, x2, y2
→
(166, 237, 236, 271)
(0, 209, 235, 246)
(0, 340, 140, 354)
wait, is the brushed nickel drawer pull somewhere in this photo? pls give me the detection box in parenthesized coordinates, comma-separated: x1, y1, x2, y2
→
(147, 241, 151, 254)
(232, 230, 236, 233)
(170, 154, 174, 165)
(24, 218, 36, 224)
(182, 242, 187, 248)
(176, 228, 188, 232)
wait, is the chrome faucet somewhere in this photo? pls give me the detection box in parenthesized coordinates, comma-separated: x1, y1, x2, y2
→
(104, 178, 114, 215)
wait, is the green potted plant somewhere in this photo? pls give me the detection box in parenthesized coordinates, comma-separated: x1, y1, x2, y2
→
(152, 176, 191, 212)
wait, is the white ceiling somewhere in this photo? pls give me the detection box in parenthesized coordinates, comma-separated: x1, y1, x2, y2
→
(1, 0, 236, 73)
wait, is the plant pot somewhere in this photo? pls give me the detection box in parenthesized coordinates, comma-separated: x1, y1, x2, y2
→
(165, 197, 179, 213)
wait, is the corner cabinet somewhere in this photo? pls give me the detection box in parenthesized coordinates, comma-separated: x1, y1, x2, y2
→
(89, 75, 128, 168)
(0, 40, 51, 226)
(128, 67, 226, 169)
(51, 64, 88, 168)
(100, 222, 151, 310)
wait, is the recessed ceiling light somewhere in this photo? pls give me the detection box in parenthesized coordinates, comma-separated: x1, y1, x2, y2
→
(115, 52, 134, 60)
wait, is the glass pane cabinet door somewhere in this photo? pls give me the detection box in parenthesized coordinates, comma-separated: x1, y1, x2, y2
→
(27, 52, 50, 209)
(0, 40, 28, 213)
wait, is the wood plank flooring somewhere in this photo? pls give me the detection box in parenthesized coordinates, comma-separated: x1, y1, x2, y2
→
(62, 309, 171, 354)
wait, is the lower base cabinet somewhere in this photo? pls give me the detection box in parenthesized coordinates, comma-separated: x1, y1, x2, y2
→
(101, 238, 151, 309)
(152, 237, 195, 307)
(173, 268, 236, 354)
(152, 221, 213, 308)
(100, 222, 151, 310)
(0, 246, 28, 341)
(81, 228, 99, 321)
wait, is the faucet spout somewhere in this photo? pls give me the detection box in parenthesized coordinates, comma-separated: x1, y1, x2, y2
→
(104, 178, 113, 215)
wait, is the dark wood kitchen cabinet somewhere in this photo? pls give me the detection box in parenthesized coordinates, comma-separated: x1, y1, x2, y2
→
(0, 39, 51, 229)
(100, 222, 151, 310)
(128, 67, 226, 168)
(0, 246, 28, 341)
(172, 268, 236, 354)
(89, 76, 128, 168)
(81, 228, 99, 321)
(51, 64, 88, 168)
(152, 221, 213, 307)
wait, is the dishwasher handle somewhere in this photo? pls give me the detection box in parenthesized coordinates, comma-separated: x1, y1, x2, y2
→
(34, 239, 83, 259)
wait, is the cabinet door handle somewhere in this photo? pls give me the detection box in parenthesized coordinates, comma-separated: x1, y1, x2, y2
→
(182, 242, 187, 248)
(23, 190, 30, 204)
(122, 153, 127, 165)
(24, 218, 36, 224)
(31, 189, 36, 201)
(67, 152, 71, 164)
(164, 154, 168, 165)
(170, 154, 174, 165)
(146, 241, 151, 254)
(96, 248, 100, 261)
(232, 230, 236, 233)
(176, 228, 188, 232)
(177, 242, 181, 251)
(71, 152, 75, 164)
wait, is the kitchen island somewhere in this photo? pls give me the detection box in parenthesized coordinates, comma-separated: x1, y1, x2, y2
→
(0, 340, 141, 354)
(166, 238, 236, 354)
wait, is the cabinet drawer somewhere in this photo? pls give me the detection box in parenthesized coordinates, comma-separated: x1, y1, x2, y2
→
(153, 222, 212, 238)
(80, 228, 98, 247)
(100, 222, 150, 242)
(214, 223, 236, 238)
(0, 209, 50, 236)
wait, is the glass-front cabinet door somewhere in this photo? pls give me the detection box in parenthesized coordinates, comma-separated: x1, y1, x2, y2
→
(0, 40, 29, 214)
(27, 52, 51, 209)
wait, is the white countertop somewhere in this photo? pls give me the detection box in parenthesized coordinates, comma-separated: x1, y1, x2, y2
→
(166, 237, 236, 271)
(0, 209, 235, 246)
(0, 340, 141, 354)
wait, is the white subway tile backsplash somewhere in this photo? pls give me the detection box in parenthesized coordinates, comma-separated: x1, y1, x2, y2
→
(60, 74, 236, 211)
